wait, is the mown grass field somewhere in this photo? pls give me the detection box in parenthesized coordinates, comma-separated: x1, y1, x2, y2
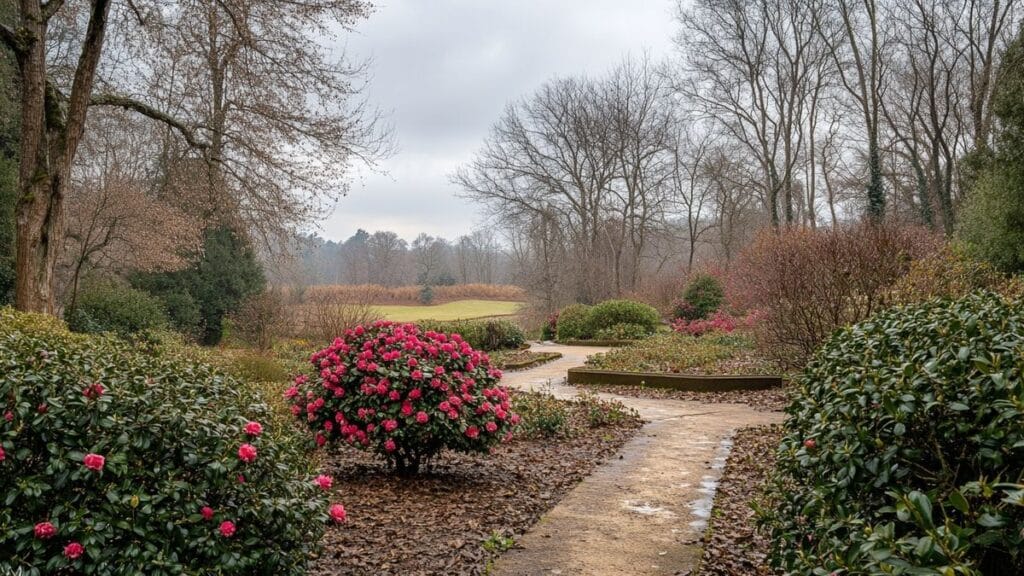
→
(372, 299, 524, 322)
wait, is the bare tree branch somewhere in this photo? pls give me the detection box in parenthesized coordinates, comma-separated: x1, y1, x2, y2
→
(89, 94, 209, 149)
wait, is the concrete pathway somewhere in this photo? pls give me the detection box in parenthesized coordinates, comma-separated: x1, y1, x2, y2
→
(493, 342, 783, 576)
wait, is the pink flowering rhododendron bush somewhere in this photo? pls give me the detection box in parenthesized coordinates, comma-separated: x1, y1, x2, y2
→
(0, 308, 341, 575)
(289, 321, 519, 474)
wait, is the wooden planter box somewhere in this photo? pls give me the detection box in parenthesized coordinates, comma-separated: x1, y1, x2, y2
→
(566, 367, 782, 392)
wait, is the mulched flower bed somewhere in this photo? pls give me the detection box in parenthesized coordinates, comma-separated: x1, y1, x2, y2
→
(310, 401, 644, 575)
(687, 424, 783, 576)
(587, 384, 791, 412)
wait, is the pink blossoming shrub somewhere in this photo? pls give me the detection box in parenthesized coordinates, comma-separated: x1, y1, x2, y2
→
(289, 321, 518, 474)
(0, 308, 338, 575)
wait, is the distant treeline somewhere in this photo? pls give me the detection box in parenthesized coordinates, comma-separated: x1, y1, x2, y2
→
(268, 229, 514, 288)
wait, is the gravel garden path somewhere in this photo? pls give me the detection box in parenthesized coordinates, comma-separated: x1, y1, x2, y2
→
(492, 343, 783, 576)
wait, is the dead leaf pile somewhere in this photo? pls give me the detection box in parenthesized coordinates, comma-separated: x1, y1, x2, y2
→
(310, 402, 643, 575)
(691, 424, 783, 576)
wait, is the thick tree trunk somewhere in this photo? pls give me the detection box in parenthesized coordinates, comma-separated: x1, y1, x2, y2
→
(14, 169, 65, 313)
(11, 0, 112, 313)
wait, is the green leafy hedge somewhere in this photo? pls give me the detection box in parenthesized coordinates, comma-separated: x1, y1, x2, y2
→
(585, 300, 659, 337)
(65, 279, 168, 337)
(555, 304, 592, 341)
(759, 292, 1024, 575)
(593, 323, 652, 341)
(416, 318, 525, 351)
(0, 308, 336, 575)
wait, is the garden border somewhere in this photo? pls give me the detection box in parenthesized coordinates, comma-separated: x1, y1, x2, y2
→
(499, 352, 563, 372)
(567, 367, 783, 392)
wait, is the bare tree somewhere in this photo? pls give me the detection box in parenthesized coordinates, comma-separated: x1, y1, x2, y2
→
(669, 128, 717, 271)
(366, 230, 407, 287)
(818, 0, 890, 221)
(61, 108, 202, 311)
(455, 76, 618, 303)
(2, 0, 386, 313)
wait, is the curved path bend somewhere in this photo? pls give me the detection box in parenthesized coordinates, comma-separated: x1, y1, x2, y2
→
(493, 342, 783, 576)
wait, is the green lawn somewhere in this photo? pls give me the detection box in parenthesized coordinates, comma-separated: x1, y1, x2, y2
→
(371, 299, 523, 322)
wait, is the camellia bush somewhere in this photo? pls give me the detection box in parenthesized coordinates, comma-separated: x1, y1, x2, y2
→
(759, 292, 1024, 575)
(288, 321, 519, 475)
(0, 308, 342, 575)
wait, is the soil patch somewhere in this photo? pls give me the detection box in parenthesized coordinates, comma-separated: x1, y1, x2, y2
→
(310, 403, 642, 575)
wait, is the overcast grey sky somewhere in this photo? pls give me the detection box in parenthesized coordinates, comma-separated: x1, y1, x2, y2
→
(320, 0, 678, 243)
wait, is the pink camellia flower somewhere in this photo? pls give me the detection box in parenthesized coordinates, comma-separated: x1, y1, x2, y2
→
(408, 388, 422, 400)
(3, 410, 12, 422)
(384, 438, 396, 452)
(382, 419, 398, 432)
(83, 453, 105, 471)
(415, 411, 429, 424)
(314, 474, 333, 490)
(237, 474, 246, 484)
(219, 520, 236, 537)
(510, 413, 521, 425)
(804, 439, 817, 450)
(63, 541, 84, 559)
(284, 386, 299, 399)
(83, 382, 105, 399)
(447, 410, 459, 420)
(34, 521, 56, 539)
(485, 421, 498, 433)
(243, 421, 263, 436)
(407, 357, 418, 368)
(329, 503, 347, 523)
(237, 444, 257, 463)
(400, 403, 413, 417)
(388, 390, 401, 401)
(201, 506, 214, 520)
(37, 403, 48, 414)
(465, 426, 480, 439)
(316, 433, 327, 447)
(411, 370, 423, 380)
(0, 446, 5, 462)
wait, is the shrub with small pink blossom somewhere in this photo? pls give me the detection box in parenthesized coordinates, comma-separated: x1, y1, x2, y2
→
(0, 307, 338, 574)
(288, 321, 519, 475)
(670, 310, 762, 337)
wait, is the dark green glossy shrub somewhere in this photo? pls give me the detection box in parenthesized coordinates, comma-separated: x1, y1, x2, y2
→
(555, 304, 592, 341)
(585, 300, 659, 336)
(759, 292, 1024, 575)
(65, 279, 168, 337)
(676, 274, 723, 320)
(0, 308, 335, 575)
